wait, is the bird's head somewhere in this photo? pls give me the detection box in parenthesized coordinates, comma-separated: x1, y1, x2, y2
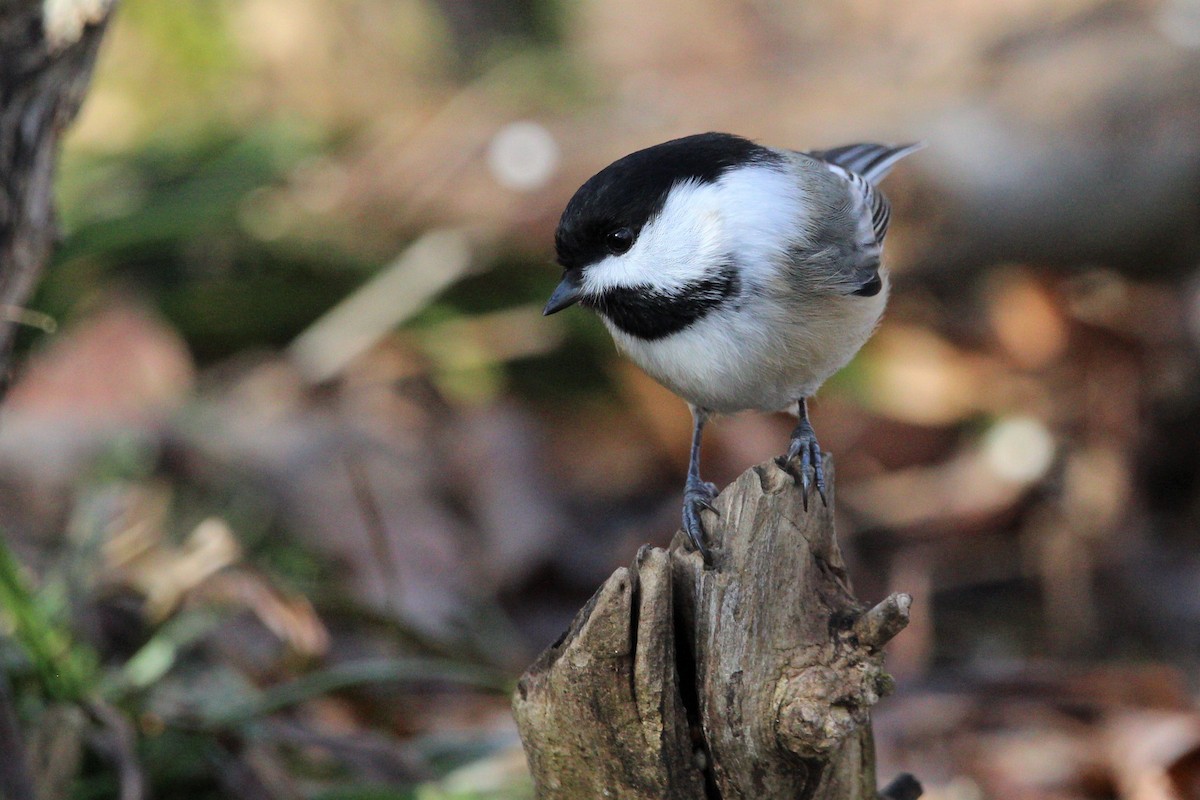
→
(544, 133, 781, 338)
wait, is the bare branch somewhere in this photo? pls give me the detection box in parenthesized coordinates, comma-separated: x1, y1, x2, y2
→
(854, 593, 913, 652)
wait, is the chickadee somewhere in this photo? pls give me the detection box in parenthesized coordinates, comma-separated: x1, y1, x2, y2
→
(544, 132, 921, 559)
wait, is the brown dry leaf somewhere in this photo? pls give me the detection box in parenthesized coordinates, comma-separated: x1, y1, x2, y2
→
(198, 570, 330, 659)
(6, 297, 195, 425)
(876, 667, 1200, 800)
(0, 299, 196, 483)
(844, 445, 1033, 530)
(536, 363, 682, 499)
(185, 383, 478, 636)
(100, 490, 243, 621)
(95, 482, 174, 567)
(987, 268, 1070, 369)
(1107, 711, 1200, 800)
(97, 483, 328, 654)
(858, 325, 1004, 427)
(976, 726, 1101, 797)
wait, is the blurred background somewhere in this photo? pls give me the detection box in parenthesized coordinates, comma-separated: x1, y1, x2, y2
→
(3, 0, 1200, 797)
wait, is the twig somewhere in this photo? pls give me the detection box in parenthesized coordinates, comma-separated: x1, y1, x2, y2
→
(85, 699, 144, 800)
(343, 453, 405, 620)
(854, 593, 913, 652)
(286, 227, 475, 383)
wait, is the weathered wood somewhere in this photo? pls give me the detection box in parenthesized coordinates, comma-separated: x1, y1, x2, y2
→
(513, 458, 918, 799)
(513, 547, 705, 797)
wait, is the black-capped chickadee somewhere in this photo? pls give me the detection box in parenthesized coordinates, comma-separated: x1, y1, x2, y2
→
(544, 132, 921, 560)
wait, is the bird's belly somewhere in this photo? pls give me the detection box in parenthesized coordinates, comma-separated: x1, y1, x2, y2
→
(606, 290, 886, 414)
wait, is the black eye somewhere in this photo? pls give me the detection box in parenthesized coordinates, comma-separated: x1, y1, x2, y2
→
(605, 227, 634, 255)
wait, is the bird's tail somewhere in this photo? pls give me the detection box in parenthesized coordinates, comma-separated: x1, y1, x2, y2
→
(807, 142, 924, 183)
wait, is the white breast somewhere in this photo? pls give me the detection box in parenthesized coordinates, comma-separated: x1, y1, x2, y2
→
(593, 158, 889, 413)
(607, 273, 888, 414)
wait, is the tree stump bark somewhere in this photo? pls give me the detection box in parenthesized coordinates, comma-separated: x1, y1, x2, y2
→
(513, 458, 919, 799)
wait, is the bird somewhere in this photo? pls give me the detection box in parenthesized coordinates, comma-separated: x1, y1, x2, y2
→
(543, 132, 921, 561)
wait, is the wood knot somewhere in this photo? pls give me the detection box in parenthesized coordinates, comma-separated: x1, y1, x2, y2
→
(774, 662, 886, 758)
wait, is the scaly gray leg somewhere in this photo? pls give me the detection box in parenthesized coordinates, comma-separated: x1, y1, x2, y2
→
(682, 406, 717, 562)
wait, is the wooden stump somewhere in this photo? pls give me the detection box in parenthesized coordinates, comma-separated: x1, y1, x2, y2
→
(513, 458, 918, 799)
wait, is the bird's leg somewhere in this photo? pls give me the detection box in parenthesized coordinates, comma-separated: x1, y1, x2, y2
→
(779, 397, 827, 510)
(682, 407, 717, 561)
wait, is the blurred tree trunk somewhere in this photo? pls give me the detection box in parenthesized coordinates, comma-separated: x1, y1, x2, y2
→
(0, 4, 113, 798)
(0, 0, 114, 388)
(513, 459, 921, 799)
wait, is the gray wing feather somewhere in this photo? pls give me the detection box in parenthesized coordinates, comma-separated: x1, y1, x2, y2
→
(807, 142, 924, 183)
(780, 142, 920, 297)
(806, 142, 922, 243)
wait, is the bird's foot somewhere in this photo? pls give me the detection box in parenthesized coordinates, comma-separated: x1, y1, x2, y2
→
(682, 476, 719, 563)
(777, 420, 827, 510)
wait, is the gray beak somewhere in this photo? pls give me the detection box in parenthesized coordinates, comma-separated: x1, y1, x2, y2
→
(543, 270, 584, 315)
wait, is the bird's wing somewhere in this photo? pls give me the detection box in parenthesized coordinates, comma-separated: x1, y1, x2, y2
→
(807, 142, 924, 183)
(806, 142, 923, 243)
(775, 142, 920, 298)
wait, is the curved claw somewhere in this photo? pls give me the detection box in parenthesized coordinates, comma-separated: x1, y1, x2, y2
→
(780, 424, 828, 510)
(682, 480, 719, 564)
(693, 494, 718, 516)
(682, 500, 711, 563)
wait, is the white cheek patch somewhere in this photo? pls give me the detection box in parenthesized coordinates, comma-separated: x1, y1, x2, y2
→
(715, 164, 809, 285)
(580, 163, 808, 298)
(582, 179, 726, 296)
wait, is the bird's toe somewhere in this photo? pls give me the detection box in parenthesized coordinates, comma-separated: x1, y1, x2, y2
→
(682, 483, 718, 564)
(782, 427, 826, 510)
